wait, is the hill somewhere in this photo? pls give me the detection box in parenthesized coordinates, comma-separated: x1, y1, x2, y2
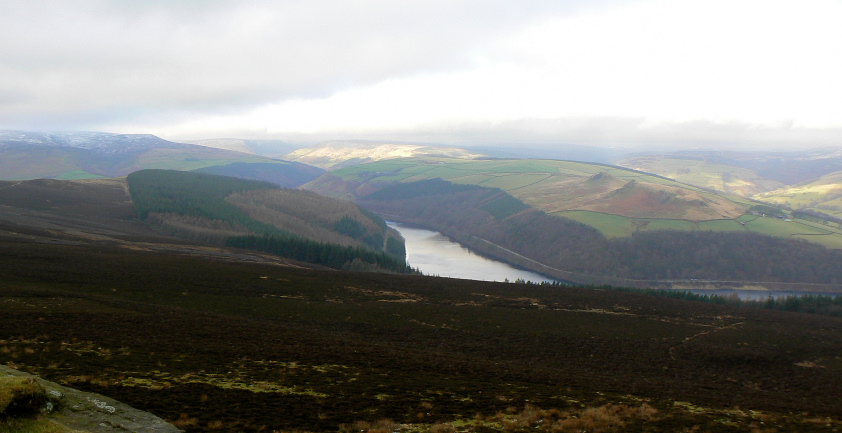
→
(1, 229, 842, 432)
(616, 149, 842, 227)
(0, 170, 410, 273)
(358, 179, 842, 289)
(754, 170, 842, 218)
(126, 170, 410, 272)
(615, 148, 842, 189)
(182, 138, 305, 157)
(192, 161, 325, 187)
(283, 140, 486, 170)
(0, 130, 322, 187)
(616, 154, 784, 196)
(304, 156, 842, 250)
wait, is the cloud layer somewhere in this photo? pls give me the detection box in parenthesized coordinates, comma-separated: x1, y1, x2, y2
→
(1, 0, 840, 149)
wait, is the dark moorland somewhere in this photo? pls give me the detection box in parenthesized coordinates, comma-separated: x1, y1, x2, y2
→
(1, 174, 842, 432)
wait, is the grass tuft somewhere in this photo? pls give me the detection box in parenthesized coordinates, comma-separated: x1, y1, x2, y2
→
(0, 376, 47, 419)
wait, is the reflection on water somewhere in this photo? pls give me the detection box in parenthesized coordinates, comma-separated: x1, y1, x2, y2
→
(389, 222, 554, 283)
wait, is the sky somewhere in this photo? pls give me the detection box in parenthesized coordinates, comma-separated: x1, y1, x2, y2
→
(1, 0, 841, 150)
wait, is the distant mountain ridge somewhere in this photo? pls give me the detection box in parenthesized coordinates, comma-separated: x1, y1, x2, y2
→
(0, 130, 180, 152)
(283, 140, 486, 170)
(0, 129, 323, 187)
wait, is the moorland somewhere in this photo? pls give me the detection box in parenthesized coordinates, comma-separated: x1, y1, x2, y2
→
(2, 210, 842, 432)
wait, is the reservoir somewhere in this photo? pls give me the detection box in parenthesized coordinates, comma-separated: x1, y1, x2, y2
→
(388, 222, 554, 283)
(389, 223, 839, 300)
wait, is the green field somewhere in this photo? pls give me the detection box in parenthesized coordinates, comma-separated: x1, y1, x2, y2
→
(696, 219, 747, 232)
(54, 169, 106, 180)
(553, 210, 636, 237)
(309, 157, 842, 248)
(554, 211, 744, 238)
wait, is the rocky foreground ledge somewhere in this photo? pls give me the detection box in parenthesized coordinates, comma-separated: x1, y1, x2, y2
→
(1, 364, 181, 433)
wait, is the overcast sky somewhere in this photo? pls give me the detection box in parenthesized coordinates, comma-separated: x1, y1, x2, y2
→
(1, 0, 841, 150)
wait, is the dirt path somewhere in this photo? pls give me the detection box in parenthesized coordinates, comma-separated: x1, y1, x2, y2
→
(669, 321, 745, 361)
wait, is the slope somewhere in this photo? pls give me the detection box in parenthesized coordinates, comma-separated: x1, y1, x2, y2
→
(616, 154, 784, 196)
(358, 179, 842, 289)
(754, 170, 842, 219)
(304, 157, 842, 249)
(0, 171, 410, 273)
(2, 237, 842, 432)
(0, 130, 323, 187)
(127, 169, 410, 272)
(615, 148, 842, 188)
(283, 140, 486, 170)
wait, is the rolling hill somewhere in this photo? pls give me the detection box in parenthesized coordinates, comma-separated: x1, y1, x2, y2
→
(304, 157, 842, 288)
(616, 154, 785, 196)
(754, 170, 842, 218)
(183, 138, 305, 157)
(0, 170, 410, 273)
(283, 140, 486, 170)
(616, 148, 842, 189)
(0, 130, 324, 187)
(304, 157, 842, 248)
(616, 149, 842, 225)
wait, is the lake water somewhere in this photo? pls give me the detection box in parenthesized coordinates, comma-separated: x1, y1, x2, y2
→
(390, 222, 841, 299)
(389, 222, 555, 283)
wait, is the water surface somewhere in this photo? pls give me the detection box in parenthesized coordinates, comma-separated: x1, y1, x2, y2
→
(390, 222, 554, 283)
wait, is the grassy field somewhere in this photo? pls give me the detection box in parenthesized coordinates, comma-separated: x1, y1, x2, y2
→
(307, 157, 842, 248)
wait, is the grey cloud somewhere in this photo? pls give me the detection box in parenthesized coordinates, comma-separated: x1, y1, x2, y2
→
(268, 117, 842, 152)
(0, 0, 589, 129)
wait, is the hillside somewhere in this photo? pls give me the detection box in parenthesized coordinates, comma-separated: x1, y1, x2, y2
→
(2, 233, 842, 432)
(754, 170, 842, 218)
(0, 170, 410, 273)
(615, 148, 842, 188)
(183, 138, 305, 157)
(0, 130, 323, 187)
(616, 150, 842, 224)
(304, 158, 748, 220)
(192, 161, 325, 187)
(304, 157, 842, 249)
(358, 179, 842, 289)
(616, 154, 784, 196)
(283, 140, 486, 170)
(127, 170, 409, 272)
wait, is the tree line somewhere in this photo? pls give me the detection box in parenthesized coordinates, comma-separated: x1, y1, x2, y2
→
(127, 169, 413, 273)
